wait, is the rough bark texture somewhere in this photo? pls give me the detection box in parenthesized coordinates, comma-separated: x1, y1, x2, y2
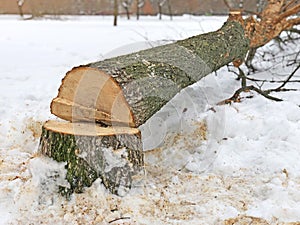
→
(38, 121, 144, 197)
(52, 21, 249, 128)
(92, 21, 249, 127)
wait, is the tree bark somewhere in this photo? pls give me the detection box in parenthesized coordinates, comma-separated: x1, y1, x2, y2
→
(51, 21, 249, 128)
(38, 120, 143, 197)
(17, 5, 24, 18)
(167, 0, 173, 20)
(113, 0, 118, 26)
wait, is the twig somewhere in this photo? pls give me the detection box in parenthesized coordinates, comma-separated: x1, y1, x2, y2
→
(289, 28, 300, 35)
(246, 76, 300, 83)
(217, 85, 283, 105)
(238, 67, 247, 87)
(271, 88, 298, 92)
(109, 217, 131, 224)
(223, 0, 230, 9)
(218, 66, 300, 105)
(282, 0, 298, 11)
(277, 3, 300, 22)
(273, 63, 300, 90)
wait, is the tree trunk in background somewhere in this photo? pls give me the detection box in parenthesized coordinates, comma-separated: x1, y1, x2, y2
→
(51, 21, 250, 128)
(167, 0, 173, 20)
(158, 2, 162, 20)
(122, 0, 132, 20)
(113, 0, 118, 26)
(17, 0, 24, 18)
(38, 120, 143, 197)
(136, 0, 140, 20)
(136, 0, 145, 20)
(125, 7, 130, 19)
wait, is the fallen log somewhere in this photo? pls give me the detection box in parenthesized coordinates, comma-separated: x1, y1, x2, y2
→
(38, 120, 143, 197)
(51, 20, 250, 128)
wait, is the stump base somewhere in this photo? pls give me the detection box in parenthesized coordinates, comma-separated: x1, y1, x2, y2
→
(38, 120, 144, 197)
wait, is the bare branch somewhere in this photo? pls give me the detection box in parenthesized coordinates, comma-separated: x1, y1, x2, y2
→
(217, 85, 283, 105)
(109, 217, 131, 224)
(277, 3, 300, 22)
(271, 63, 300, 90)
(223, 0, 231, 9)
(287, 17, 300, 28)
(282, 0, 298, 11)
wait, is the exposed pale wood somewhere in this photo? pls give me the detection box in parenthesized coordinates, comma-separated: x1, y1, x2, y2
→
(38, 120, 143, 197)
(51, 67, 135, 126)
(51, 97, 135, 127)
(44, 120, 140, 136)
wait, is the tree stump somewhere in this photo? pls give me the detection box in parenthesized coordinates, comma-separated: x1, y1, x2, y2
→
(38, 120, 143, 197)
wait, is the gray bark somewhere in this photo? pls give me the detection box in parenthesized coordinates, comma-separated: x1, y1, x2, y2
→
(87, 21, 250, 127)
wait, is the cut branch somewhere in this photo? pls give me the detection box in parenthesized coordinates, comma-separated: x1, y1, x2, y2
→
(270, 63, 300, 90)
(218, 85, 283, 105)
(221, 63, 300, 104)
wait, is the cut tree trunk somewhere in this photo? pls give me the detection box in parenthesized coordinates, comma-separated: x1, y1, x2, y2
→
(51, 20, 250, 128)
(43, 20, 249, 197)
(38, 120, 143, 197)
(41, 1, 300, 196)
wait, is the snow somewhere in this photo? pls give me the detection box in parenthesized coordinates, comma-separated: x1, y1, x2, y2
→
(1, 14, 300, 224)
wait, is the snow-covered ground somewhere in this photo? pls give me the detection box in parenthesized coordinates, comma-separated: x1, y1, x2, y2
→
(1, 15, 300, 224)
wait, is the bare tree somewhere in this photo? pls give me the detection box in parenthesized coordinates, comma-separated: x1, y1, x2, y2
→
(17, 0, 25, 18)
(158, 0, 166, 19)
(136, 0, 145, 20)
(122, 0, 133, 20)
(114, 0, 119, 26)
(158, 0, 172, 20)
(167, 0, 173, 20)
